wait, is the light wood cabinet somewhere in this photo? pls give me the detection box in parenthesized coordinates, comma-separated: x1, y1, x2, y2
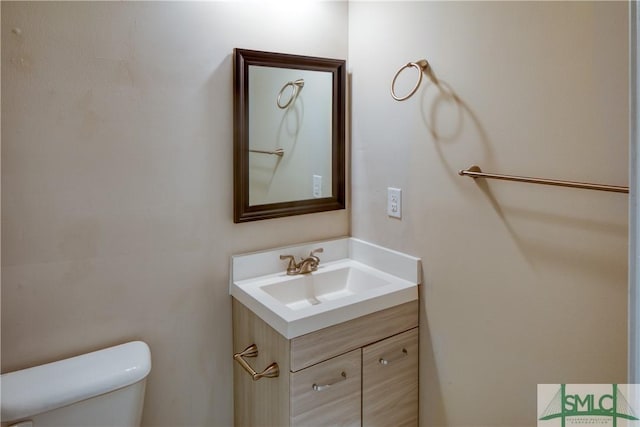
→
(291, 349, 361, 427)
(363, 328, 419, 427)
(232, 298, 419, 427)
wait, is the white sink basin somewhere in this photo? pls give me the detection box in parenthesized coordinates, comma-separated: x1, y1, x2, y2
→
(261, 262, 400, 310)
(231, 239, 420, 339)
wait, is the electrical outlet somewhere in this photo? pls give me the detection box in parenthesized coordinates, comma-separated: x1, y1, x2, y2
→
(387, 187, 402, 219)
(313, 175, 322, 198)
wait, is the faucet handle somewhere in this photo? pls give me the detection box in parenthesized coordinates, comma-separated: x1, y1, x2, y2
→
(309, 248, 324, 257)
(279, 254, 298, 274)
(308, 248, 323, 272)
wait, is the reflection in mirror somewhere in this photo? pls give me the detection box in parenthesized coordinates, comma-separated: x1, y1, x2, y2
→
(248, 66, 333, 205)
(234, 49, 345, 223)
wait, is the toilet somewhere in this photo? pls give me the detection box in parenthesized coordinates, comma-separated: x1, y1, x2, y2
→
(0, 341, 151, 427)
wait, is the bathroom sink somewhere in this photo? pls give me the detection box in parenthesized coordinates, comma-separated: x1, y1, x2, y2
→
(231, 239, 420, 339)
(260, 263, 393, 311)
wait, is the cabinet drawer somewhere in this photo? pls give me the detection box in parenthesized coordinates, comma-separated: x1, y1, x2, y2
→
(290, 349, 361, 427)
(363, 328, 419, 427)
(291, 300, 418, 371)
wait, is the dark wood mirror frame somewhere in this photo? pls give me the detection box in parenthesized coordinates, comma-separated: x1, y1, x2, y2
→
(233, 48, 346, 223)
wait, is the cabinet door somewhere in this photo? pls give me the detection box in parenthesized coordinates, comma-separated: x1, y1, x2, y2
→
(290, 349, 361, 427)
(362, 328, 419, 427)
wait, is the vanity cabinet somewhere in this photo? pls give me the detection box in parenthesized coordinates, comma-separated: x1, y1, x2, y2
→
(232, 298, 419, 427)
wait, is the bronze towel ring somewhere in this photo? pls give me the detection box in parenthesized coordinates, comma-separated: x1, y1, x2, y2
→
(390, 59, 431, 101)
(277, 78, 305, 109)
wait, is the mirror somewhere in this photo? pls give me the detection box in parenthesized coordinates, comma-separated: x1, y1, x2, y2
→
(233, 48, 346, 223)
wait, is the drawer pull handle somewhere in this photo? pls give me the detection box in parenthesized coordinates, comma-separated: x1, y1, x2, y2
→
(379, 348, 408, 366)
(312, 371, 347, 391)
(233, 344, 280, 381)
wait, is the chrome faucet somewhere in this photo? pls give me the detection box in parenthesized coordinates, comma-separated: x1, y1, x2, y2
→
(279, 248, 324, 275)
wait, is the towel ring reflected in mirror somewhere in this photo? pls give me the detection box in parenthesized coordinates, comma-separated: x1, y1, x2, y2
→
(277, 79, 305, 109)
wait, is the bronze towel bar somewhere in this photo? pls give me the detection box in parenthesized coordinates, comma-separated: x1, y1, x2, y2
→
(233, 344, 279, 381)
(459, 165, 629, 194)
(248, 148, 284, 157)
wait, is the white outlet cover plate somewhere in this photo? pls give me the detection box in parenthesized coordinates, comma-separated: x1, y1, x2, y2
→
(387, 187, 402, 218)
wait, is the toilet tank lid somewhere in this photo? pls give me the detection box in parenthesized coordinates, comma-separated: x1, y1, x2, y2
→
(0, 341, 151, 422)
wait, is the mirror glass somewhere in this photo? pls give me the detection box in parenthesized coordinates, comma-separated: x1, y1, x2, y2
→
(234, 49, 345, 223)
(248, 66, 333, 205)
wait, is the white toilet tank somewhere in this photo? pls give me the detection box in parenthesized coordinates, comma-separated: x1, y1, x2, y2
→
(0, 341, 151, 427)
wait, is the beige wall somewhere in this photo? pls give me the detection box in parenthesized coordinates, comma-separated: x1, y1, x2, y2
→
(1, 2, 348, 427)
(349, 2, 628, 426)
